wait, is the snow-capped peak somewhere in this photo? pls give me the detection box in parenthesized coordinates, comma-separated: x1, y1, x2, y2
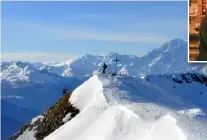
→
(2, 38, 204, 80)
(1, 61, 62, 83)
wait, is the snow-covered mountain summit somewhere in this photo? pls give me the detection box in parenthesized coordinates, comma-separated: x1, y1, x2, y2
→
(69, 54, 103, 77)
(62, 38, 191, 77)
(1, 61, 62, 83)
(49, 38, 193, 77)
(137, 38, 189, 74)
(94, 39, 190, 76)
(2, 39, 205, 81)
(12, 73, 207, 140)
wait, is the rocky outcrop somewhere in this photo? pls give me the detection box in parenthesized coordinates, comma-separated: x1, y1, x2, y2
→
(147, 73, 207, 86)
(174, 73, 207, 86)
(10, 93, 79, 140)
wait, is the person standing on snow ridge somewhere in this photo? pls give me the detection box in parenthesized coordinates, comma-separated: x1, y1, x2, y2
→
(62, 87, 68, 96)
(102, 63, 107, 74)
(197, 15, 207, 61)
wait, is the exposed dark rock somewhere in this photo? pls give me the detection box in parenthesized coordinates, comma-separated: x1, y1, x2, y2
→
(181, 74, 192, 83)
(172, 73, 207, 86)
(10, 93, 80, 140)
(172, 78, 183, 84)
(191, 74, 203, 83)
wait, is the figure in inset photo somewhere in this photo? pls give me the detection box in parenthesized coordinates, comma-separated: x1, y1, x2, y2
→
(197, 15, 207, 61)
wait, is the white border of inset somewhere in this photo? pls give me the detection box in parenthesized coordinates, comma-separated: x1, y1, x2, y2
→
(188, 0, 207, 63)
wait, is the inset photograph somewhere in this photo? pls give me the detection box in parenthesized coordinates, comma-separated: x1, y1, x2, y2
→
(189, 0, 207, 61)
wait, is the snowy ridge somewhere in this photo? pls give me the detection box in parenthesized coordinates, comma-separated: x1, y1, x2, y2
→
(69, 75, 108, 111)
(10, 73, 207, 140)
(43, 74, 207, 140)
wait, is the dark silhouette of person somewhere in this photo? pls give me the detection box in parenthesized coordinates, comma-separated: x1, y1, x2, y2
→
(197, 15, 207, 61)
(203, 5, 206, 15)
(62, 87, 68, 96)
(102, 63, 107, 74)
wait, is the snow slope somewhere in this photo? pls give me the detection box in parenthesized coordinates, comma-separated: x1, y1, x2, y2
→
(146, 73, 207, 109)
(44, 74, 207, 140)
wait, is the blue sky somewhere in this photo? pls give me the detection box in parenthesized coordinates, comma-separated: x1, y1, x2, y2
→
(2, 1, 188, 62)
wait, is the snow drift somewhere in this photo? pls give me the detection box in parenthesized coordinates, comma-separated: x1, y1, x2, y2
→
(14, 74, 207, 140)
(44, 75, 194, 140)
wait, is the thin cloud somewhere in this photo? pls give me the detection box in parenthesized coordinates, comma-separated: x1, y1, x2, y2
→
(135, 19, 187, 32)
(59, 29, 169, 44)
(3, 19, 171, 44)
(1, 52, 77, 62)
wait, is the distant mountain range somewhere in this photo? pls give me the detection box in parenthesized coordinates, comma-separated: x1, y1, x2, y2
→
(2, 39, 207, 82)
(1, 61, 83, 112)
